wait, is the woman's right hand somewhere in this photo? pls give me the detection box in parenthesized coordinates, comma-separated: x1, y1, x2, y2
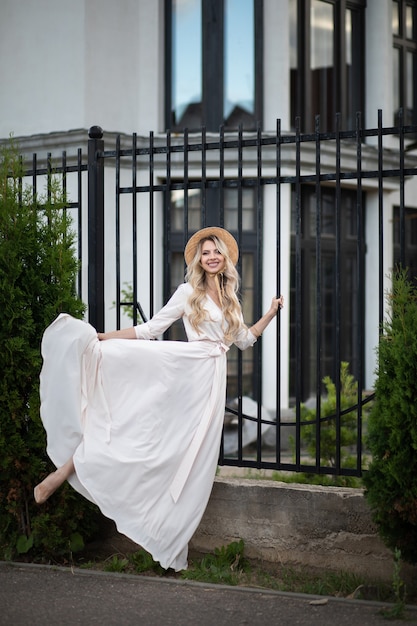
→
(270, 294, 284, 315)
(97, 328, 137, 340)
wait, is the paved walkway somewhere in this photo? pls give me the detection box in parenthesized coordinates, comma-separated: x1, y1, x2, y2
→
(1, 562, 416, 626)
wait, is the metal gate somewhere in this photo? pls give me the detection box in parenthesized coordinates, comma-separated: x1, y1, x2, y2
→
(16, 110, 417, 478)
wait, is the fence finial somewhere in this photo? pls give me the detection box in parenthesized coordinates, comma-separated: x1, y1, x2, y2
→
(89, 126, 103, 139)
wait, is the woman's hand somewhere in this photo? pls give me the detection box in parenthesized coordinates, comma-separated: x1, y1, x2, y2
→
(97, 328, 137, 341)
(270, 294, 284, 315)
(250, 294, 284, 338)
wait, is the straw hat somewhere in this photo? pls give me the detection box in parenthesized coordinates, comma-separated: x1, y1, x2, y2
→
(184, 227, 239, 266)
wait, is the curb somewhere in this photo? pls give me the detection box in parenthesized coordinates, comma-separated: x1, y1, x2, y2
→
(2, 560, 416, 614)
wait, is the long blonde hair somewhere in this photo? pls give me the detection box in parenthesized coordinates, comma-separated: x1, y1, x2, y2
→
(185, 235, 245, 342)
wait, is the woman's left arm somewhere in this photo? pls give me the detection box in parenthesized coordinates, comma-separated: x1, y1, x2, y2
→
(249, 295, 284, 339)
(97, 327, 137, 341)
(97, 283, 190, 341)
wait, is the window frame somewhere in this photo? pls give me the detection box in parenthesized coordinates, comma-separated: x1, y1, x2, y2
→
(393, 0, 417, 127)
(393, 205, 417, 284)
(289, 184, 365, 401)
(164, 184, 263, 401)
(165, 0, 264, 132)
(291, 0, 366, 132)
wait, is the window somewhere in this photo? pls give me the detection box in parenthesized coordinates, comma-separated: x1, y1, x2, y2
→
(166, 0, 263, 131)
(290, 0, 365, 132)
(290, 186, 363, 401)
(393, 206, 417, 283)
(392, 1, 417, 126)
(166, 186, 260, 400)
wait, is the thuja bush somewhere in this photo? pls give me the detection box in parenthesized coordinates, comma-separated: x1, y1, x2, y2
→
(363, 269, 417, 564)
(300, 363, 358, 466)
(0, 141, 100, 561)
(292, 362, 365, 487)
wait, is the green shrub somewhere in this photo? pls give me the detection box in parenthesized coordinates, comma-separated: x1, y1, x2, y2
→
(129, 548, 164, 574)
(182, 540, 250, 585)
(293, 362, 366, 486)
(0, 139, 100, 561)
(363, 269, 417, 564)
(103, 555, 130, 573)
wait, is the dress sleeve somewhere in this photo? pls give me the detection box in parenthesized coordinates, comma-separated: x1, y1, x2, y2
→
(233, 315, 258, 350)
(133, 284, 189, 339)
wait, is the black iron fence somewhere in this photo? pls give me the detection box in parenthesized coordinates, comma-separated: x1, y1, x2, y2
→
(12, 110, 417, 478)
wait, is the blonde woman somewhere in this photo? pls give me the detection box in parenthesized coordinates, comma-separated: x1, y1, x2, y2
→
(35, 227, 283, 571)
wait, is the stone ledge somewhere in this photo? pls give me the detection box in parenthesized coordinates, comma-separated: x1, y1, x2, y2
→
(189, 477, 417, 586)
(94, 476, 417, 587)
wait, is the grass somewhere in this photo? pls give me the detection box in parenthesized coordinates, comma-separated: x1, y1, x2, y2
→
(17, 467, 413, 617)
(74, 539, 410, 609)
(217, 465, 364, 488)
(69, 471, 414, 615)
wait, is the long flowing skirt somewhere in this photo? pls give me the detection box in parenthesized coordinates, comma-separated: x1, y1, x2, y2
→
(39, 314, 227, 571)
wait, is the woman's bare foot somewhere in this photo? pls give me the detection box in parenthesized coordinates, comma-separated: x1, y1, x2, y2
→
(34, 459, 75, 504)
(34, 471, 63, 504)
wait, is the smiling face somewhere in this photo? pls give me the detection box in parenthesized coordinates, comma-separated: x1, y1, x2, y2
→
(200, 238, 226, 275)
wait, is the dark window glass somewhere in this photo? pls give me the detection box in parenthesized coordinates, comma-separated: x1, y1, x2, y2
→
(290, 185, 363, 401)
(407, 50, 416, 112)
(167, 186, 259, 399)
(224, 187, 256, 232)
(393, 46, 401, 116)
(393, 207, 417, 284)
(406, 3, 414, 38)
(393, 1, 417, 126)
(171, 188, 202, 232)
(290, 0, 365, 132)
(345, 8, 353, 125)
(393, 0, 400, 34)
(310, 0, 335, 132)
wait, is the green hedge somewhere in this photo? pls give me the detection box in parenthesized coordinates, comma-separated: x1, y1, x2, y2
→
(364, 269, 417, 564)
(0, 140, 100, 561)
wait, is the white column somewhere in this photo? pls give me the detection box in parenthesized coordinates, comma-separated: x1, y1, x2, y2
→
(364, 191, 394, 389)
(365, 0, 394, 139)
(263, 0, 291, 131)
(262, 185, 290, 410)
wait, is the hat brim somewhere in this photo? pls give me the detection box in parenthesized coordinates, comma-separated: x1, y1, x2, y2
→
(184, 227, 239, 266)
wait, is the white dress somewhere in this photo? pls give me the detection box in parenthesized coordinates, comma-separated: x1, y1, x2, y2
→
(39, 282, 256, 571)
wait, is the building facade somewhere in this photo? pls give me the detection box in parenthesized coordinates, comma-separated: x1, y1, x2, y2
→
(1, 0, 416, 412)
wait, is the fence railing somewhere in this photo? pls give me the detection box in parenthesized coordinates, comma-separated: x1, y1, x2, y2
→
(12, 110, 417, 478)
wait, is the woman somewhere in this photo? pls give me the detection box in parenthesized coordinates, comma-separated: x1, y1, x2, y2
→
(34, 227, 283, 571)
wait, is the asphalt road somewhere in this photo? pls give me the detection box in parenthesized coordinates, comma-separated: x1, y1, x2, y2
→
(1, 562, 416, 626)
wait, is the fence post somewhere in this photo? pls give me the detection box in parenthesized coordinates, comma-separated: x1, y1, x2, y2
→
(87, 126, 105, 331)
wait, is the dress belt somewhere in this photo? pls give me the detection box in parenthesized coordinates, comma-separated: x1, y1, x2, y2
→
(81, 337, 112, 442)
(169, 341, 228, 503)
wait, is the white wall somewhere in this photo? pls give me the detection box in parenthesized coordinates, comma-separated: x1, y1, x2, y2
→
(1, 0, 410, 405)
(84, 0, 140, 134)
(0, 0, 163, 138)
(0, 0, 85, 136)
(135, 0, 165, 133)
(0, 0, 401, 138)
